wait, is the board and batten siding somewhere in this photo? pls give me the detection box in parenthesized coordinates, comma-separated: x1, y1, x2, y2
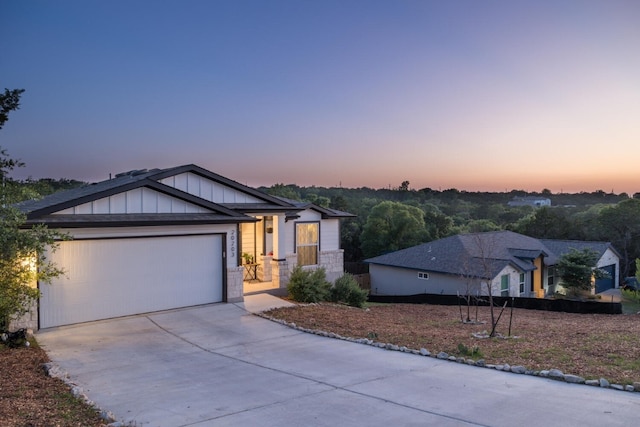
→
(60, 224, 239, 269)
(240, 222, 257, 260)
(159, 172, 263, 204)
(320, 218, 340, 252)
(370, 264, 468, 296)
(53, 187, 209, 215)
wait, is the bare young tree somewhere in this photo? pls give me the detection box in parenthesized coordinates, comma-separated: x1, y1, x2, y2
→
(458, 256, 482, 323)
(464, 233, 508, 337)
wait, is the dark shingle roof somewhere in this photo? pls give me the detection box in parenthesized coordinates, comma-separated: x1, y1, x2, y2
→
(366, 231, 558, 280)
(15, 164, 355, 227)
(16, 170, 159, 214)
(12, 166, 276, 226)
(367, 231, 619, 280)
(540, 239, 619, 260)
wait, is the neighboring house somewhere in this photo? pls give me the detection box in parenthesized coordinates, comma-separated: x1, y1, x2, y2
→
(539, 239, 619, 294)
(17, 164, 353, 329)
(366, 231, 619, 299)
(507, 196, 551, 207)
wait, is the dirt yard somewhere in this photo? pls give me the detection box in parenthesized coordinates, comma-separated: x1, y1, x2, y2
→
(265, 302, 640, 385)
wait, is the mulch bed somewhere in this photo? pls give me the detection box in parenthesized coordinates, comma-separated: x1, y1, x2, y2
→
(0, 344, 106, 427)
(265, 303, 640, 384)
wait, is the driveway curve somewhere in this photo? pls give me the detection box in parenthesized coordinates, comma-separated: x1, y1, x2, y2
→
(37, 295, 640, 426)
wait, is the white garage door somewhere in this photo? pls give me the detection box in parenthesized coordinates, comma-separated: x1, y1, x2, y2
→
(40, 234, 224, 328)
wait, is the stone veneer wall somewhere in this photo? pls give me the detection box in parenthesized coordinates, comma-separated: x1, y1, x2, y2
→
(9, 300, 38, 332)
(226, 267, 244, 302)
(270, 255, 295, 289)
(271, 249, 345, 290)
(320, 249, 345, 283)
(258, 255, 273, 282)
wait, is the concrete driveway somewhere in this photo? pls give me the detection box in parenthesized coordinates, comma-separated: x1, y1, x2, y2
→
(37, 295, 640, 426)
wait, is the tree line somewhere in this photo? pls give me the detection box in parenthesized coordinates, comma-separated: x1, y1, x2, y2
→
(261, 183, 640, 280)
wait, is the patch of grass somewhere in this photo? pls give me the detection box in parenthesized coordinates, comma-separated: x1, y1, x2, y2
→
(456, 343, 483, 358)
(621, 290, 640, 314)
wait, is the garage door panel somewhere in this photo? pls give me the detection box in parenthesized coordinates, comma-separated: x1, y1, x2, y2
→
(40, 234, 223, 328)
(595, 264, 616, 294)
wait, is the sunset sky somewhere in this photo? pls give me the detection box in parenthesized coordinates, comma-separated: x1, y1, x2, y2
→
(1, 1, 639, 194)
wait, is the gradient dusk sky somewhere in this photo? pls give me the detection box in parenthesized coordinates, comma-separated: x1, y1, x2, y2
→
(1, 0, 639, 193)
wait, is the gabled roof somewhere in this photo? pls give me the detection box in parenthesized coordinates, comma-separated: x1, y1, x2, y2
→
(366, 231, 559, 280)
(150, 164, 296, 208)
(16, 169, 161, 216)
(16, 164, 355, 227)
(16, 165, 298, 227)
(540, 239, 621, 261)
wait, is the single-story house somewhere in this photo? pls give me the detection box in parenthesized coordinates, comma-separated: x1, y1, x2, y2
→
(366, 230, 619, 298)
(17, 164, 353, 329)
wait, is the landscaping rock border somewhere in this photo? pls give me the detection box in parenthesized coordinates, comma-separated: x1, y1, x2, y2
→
(257, 312, 640, 393)
(42, 362, 134, 427)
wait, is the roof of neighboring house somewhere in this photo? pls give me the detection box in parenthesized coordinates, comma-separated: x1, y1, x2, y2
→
(366, 231, 617, 280)
(16, 164, 354, 226)
(540, 239, 621, 261)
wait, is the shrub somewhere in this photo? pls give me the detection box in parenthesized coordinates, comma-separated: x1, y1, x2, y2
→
(287, 266, 331, 303)
(330, 273, 368, 308)
(622, 288, 640, 304)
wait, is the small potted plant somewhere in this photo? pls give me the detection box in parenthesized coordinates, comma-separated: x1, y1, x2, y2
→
(242, 252, 254, 264)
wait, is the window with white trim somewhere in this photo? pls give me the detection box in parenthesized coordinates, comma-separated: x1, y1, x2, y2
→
(500, 274, 510, 297)
(296, 222, 319, 266)
(519, 273, 526, 294)
(418, 272, 429, 280)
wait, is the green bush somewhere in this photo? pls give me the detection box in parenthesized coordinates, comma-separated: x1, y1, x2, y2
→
(330, 273, 368, 308)
(622, 288, 640, 304)
(287, 266, 331, 303)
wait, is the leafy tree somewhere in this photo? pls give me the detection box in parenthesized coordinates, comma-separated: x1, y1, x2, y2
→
(555, 248, 603, 296)
(0, 89, 67, 331)
(596, 199, 640, 278)
(571, 204, 607, 240)
(263, 183, 301, 201)
(0, 88, 25, 130)
(455, 219, 501, 234)
(340, 218, 363, 262)
(360, 201, 428, 258)
(423, 204, 453, 240)
(305, 193, 330, 208)
(511, 206, 573, 239)
(330, 195, 349, 212)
